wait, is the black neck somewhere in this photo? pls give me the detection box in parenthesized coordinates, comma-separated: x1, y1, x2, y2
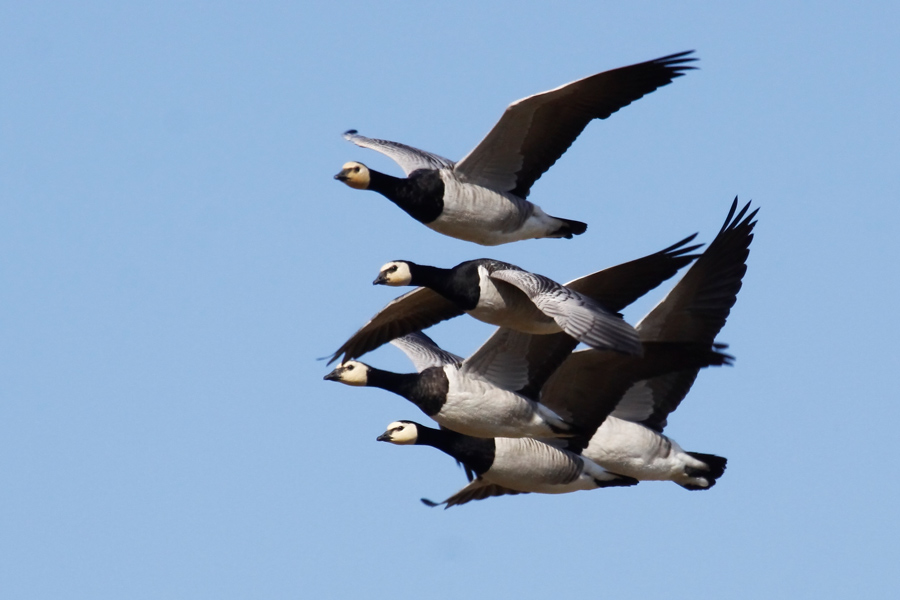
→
(365, 367, 446, 417)
(415, 426, 495, 476)
(366, 169, 406, 198)
(366, 169, 444, 224)
(409, 263, 478, 310)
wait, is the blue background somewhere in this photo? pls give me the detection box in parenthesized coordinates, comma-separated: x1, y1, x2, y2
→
(3, 2, 898, 598)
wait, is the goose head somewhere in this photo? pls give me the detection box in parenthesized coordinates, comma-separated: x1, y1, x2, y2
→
(334, 161, 370, 190)
(373, 261, 413, 286)
(323, 360, 371, 386)
(376, 420, 420, 445)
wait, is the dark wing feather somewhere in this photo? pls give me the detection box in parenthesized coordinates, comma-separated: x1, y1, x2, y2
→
(565, 234, 701, 312)
(422, 480, 526, 509)
(454, 51, 697, 197)
(541, 342, 733, 450)
(328, 288, 464, 364)
(614, 199, 757, 431)
(636, 198, 757, 344)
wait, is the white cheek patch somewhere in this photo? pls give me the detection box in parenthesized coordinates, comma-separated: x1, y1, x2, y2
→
(390, 424, 418, 444)
(394, 263, 412, 285)
(379, 262, 411, 286)
(339, 362, 369, 386)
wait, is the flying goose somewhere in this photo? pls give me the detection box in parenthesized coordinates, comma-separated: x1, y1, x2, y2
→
(376, 420, 638, 509)
(328, 233, 701, 364)
(334, 51, 696, 245)
(371, 258, 646, 355)
(324, 328, 730, 442)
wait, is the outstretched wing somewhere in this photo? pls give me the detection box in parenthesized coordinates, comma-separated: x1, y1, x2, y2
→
(565, 233, 702, 312)
(489, 269, 642, 355)
(637, 198, 757, 343)
(612, 198, 757, 431)
(342, 130, 455, 175)
(389, 331, 463, 372)
(454, 51, 696, 197)
(329, 287, 464, 364)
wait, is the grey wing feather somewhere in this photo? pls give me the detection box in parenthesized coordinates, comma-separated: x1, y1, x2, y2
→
(454, 51, 696, 197)
(611, 370, 702, 432)
(343, 130, 455, 175)
(328, 287, 464, 364)
(460, 328, 536, 392)
(489, 269, 642, 355)
(390, 331, 463, 372)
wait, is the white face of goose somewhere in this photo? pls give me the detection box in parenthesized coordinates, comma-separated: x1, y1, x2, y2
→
(374, 261, 412, 286)
(334, 161, 370, 190)
(324, 361, 370, 386)
(377, 421, 419, 445)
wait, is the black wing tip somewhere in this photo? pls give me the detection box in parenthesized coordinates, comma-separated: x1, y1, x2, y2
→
(656, 50, 699, 65)
(343, 129, 358, 135)
(325, 347, 348, 365)
(716, 351, 736, 367)
(720, 196, 760, 236)
(420, 497, 442, 508)
(661, 232, 704, 257)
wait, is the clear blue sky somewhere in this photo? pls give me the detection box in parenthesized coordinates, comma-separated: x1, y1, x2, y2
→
(3, 2, 899, 598)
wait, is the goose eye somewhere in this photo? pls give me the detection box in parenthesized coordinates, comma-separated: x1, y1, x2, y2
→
(388, 265, 398, 273)
(352, 166, 360, 173)
(345, 364, 355, 371)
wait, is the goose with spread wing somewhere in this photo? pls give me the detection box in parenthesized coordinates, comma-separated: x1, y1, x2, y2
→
(328, 233, 701, 364)
(370, 258, 646, 355)
(324, 326, 730, 443)
(334, 51, 696, 245)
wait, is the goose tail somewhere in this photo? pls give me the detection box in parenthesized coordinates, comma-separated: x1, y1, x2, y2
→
(548, 216, 588, 239)
(679, 452, 728, 490)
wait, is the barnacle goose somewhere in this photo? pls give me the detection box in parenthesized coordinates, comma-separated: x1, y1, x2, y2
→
(324, 328, 731, 442)
(372, 258, 647, 355)
(376, 420, 638, 509)
(334, 51, 696, 245)
(328, 233, 701, 364)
